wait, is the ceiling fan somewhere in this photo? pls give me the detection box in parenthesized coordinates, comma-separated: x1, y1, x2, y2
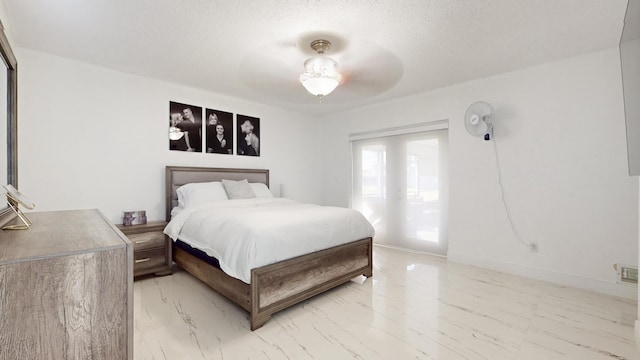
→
(238, 33, 404, 103)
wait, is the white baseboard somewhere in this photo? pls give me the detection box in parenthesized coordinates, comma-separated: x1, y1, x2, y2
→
(447, 252, 637, 299)
(373, 243, 447, 258)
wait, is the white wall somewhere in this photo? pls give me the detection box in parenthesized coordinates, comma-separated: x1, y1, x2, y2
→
(321, 47, 638, 298)
(12, 39, 638, 298)
(622, 38, 640, 174)
(0, 1, 16, 46)
(18, 48, 323, 224)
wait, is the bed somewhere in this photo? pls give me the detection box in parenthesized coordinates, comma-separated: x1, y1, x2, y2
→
(165, 166, 373, 330)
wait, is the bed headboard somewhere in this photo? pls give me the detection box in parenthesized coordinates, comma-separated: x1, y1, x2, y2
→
(165, 166, 270, 221)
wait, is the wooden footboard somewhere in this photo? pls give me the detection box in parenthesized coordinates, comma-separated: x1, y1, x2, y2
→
(172, 237, 373, 330)
(250, 237, 373, 330)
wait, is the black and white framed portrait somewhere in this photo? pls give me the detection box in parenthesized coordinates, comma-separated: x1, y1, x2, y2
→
(205, 108, 233, 154)
(169, 101, 203, 152)
(237, 114, 260, 156)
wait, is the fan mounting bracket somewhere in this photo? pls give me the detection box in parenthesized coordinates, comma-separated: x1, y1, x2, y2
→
(310, 39, 331, 54)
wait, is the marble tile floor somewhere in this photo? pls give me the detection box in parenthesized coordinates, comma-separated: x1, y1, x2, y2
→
(134, 246, 639, 360)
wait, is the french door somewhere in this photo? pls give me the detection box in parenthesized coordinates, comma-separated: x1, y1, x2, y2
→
(351, 129, 448, 255)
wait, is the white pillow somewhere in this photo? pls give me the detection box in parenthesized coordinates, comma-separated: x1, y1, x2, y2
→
(170, 206, 184, 218)
(222, 179, 256, 199)
(249, 183, 273, 198)
(176, 181, 229, 208)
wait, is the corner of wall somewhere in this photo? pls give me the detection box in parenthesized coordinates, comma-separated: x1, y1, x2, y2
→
(635, 320, 640, 352)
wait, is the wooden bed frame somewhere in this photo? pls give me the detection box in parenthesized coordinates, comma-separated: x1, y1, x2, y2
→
(166, 166, 373, 330)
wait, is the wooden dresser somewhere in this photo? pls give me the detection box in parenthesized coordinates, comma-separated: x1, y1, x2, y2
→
(0, 209, 133, 360)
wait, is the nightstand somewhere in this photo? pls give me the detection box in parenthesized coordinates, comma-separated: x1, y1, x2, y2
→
(117, 220, 172, 277)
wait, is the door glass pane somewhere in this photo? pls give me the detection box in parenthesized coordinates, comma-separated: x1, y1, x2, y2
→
(361, 144, 386, 235)
(352, 129, 447, 255)
(405, 139, 439, 243)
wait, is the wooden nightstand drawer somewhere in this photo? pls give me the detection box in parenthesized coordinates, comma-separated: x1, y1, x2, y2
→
(117, 220, 172, 278)
(128, 231, 165, 251)
(134, 248, 167, 275)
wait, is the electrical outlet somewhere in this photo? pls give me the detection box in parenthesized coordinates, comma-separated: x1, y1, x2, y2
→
(621, 266, 638, 284)
(614, 263, 638, 284)
(529, 243, 538, 253)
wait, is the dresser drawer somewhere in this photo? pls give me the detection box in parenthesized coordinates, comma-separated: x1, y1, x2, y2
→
(128, 231, 166, 251)
(134, 248, 167, 275)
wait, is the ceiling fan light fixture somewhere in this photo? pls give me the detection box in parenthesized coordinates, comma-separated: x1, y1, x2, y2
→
(299, 57, 341, 97)
(300, 76, 340, 97)
(299, 40, 342, 98)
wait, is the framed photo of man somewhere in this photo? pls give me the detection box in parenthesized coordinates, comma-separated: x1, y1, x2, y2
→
(237, 114, 260, 156)
(169, 101, 203, 152)
(205, 109, 233, 154)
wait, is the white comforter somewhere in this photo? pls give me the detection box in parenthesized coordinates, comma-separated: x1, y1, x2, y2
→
(164, 198, 375, 283)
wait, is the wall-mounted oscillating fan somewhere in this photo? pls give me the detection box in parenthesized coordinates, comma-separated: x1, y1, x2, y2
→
(464, 101, 494, 141)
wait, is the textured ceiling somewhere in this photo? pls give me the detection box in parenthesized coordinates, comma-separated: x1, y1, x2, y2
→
(2, 0, 629, 116)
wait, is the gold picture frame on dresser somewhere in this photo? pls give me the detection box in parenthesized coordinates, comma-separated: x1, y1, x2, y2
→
(2, 184, 35, 230)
